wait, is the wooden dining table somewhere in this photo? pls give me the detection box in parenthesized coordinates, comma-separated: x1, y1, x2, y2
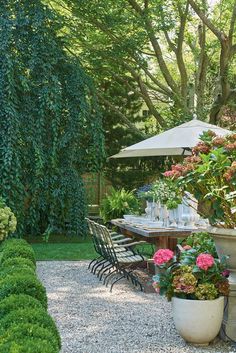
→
(111, 218, 200, 250)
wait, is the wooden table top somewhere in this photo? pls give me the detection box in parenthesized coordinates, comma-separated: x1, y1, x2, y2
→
(111, 218, 201, 238)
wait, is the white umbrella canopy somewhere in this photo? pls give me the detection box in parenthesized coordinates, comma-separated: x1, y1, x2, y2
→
(110, 118, 232, 158)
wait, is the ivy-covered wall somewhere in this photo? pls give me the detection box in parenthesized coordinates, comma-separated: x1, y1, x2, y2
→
(0, 0, 104, 236)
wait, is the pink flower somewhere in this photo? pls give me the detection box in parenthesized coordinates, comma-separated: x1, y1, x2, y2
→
(196, 253, 215, 271)
(153, 249, 174, 266)
(163, 170, 174, 177)
(182, 245, 192, 250)
(222, 269, 230, 278)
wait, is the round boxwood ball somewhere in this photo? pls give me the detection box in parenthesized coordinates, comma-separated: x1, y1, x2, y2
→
(0, 294, 43, 317)
(0, 307, 61, 348)
(1, 257, 36, 271)
(0, 274, 47, 308)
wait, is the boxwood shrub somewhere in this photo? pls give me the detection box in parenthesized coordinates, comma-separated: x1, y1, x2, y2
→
(0, 273, 47, 308)
(0, 266, 35, 281)
(1, 257, 36, 271)
(0, 307, 61, 348)
(0, 323, 60, 352)
(0, 339, 56, 353)
(0, 294, 43, 317)
(0, 245, 36, 265)
(0, 239, 61, 352)
(1, 238, 31, 250)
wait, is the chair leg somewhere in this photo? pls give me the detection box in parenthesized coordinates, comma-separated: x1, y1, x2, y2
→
(103, 268, 117, 286)
(88, 256, 101, 270)
(99, 263, 113, 281)
(110, 274, 126, 292)
(91, 258, 105, 274)
(97, 261, 110, 278)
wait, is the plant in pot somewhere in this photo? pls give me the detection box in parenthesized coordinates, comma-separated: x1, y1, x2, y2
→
(152, 247, 229, 345)
(163, 130, 236, 340)
(100, 187, 140, 223)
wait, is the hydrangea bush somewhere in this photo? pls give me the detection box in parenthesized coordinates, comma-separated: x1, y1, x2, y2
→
(164, 131, 236, 228)
(153, 247, 229, 301)
(0, 198, 17, 242)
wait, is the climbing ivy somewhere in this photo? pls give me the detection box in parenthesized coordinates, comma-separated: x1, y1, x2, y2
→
(0, 0, 104, 236)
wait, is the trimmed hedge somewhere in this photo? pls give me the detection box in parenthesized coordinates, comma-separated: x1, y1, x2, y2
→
(0, 294, 43, 317)
(0, 245, 36, 265)
(0, 266, 35, 280)
(0, 239, 31, 250)
(0, 239, 61, 352)
(1, 257, 36, 271)
(0, 323, 60, 351)
(0, 307, 61, 347)
(0, 273, 47, 308)
(0, 339, 56, 353)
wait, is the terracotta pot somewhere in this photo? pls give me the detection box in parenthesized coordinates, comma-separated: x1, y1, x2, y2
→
(172, 296, 224, 345)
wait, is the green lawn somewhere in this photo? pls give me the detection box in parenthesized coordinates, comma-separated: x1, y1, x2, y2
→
(32, 242, 96, 261)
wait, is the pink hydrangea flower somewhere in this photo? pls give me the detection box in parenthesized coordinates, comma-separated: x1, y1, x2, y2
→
(153, 249, 174, 266)
(222, 269, 230, 277)
(196, 253, 214, 271)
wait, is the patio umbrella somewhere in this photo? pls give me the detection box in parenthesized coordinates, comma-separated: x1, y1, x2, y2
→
(110, 118, 232, 158)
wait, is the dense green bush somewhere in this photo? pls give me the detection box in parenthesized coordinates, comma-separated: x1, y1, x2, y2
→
(0, 274, 47, 308)
(0, 266, 35, 281)
(100, 187, 140, 223)
(0, 239, 60, 352)
(1, 257, 36, 271)
(181, 232, 218, 257)
(0, 308, 61, 348)
(0, 339, 56, 353)
(0, 245, 36, 265)
(1, 239, 31, 251)
(0, 323, 59, 352)
(0, 294, 43, 317)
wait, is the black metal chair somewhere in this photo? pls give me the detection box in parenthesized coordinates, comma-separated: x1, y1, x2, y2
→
(86, 218, 147, 291)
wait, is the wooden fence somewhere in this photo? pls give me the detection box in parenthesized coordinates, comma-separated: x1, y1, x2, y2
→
(82, 173, 111, 215)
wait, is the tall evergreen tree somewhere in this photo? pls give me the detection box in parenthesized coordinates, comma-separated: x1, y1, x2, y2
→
(0, 0, 104, 236)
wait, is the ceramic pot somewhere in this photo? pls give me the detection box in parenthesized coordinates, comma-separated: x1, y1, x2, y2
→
(172, 296, 224, 345)
(208, 226, 236, 341)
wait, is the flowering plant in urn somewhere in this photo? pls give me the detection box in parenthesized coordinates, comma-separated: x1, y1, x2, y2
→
(0, 198, 17, 241)
(164, 131, 236, 228)
(152, 247, 229, 301)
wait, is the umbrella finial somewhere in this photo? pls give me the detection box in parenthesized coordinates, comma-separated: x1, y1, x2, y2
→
(193, 113, 198, 120)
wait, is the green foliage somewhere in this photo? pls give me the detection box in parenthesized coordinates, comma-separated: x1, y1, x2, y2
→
(0, 198, 17, 241)
(0, 274, 47, 308)
(1, 257, 36, 272)
(0, 339, 56, 353)
(100, 188, 140, 223)
(1, 239, 31, 250)
(0, 294, 43, 318)
(181, 232, 217, 258)
(0, 245, 36, 265)
(0, 323, 59, 352)
(0, 308, 61, 348)
(0, 0, 104, 237)
(0, 266, 35, 281)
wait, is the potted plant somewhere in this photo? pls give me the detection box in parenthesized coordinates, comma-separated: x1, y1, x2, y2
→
(163, 130, 236, 340)
(100, 187, 140, 223)
(153, 246, 229, 345)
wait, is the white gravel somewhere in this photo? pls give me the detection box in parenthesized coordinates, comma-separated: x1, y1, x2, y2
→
(37, 261, 236, 353)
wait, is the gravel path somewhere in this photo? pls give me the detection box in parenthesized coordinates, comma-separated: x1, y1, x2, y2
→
(37, 261, 236, 353)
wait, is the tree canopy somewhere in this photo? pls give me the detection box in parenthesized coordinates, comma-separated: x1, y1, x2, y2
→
(0, 0, 104, 236)
(51, 0, 236, 135)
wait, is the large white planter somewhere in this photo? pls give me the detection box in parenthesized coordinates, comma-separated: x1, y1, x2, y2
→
(208, 226, 236, 341)
(172, 297, 224, 345)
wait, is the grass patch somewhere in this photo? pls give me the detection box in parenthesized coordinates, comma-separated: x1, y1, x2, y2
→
(32, 242, 96, 261)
